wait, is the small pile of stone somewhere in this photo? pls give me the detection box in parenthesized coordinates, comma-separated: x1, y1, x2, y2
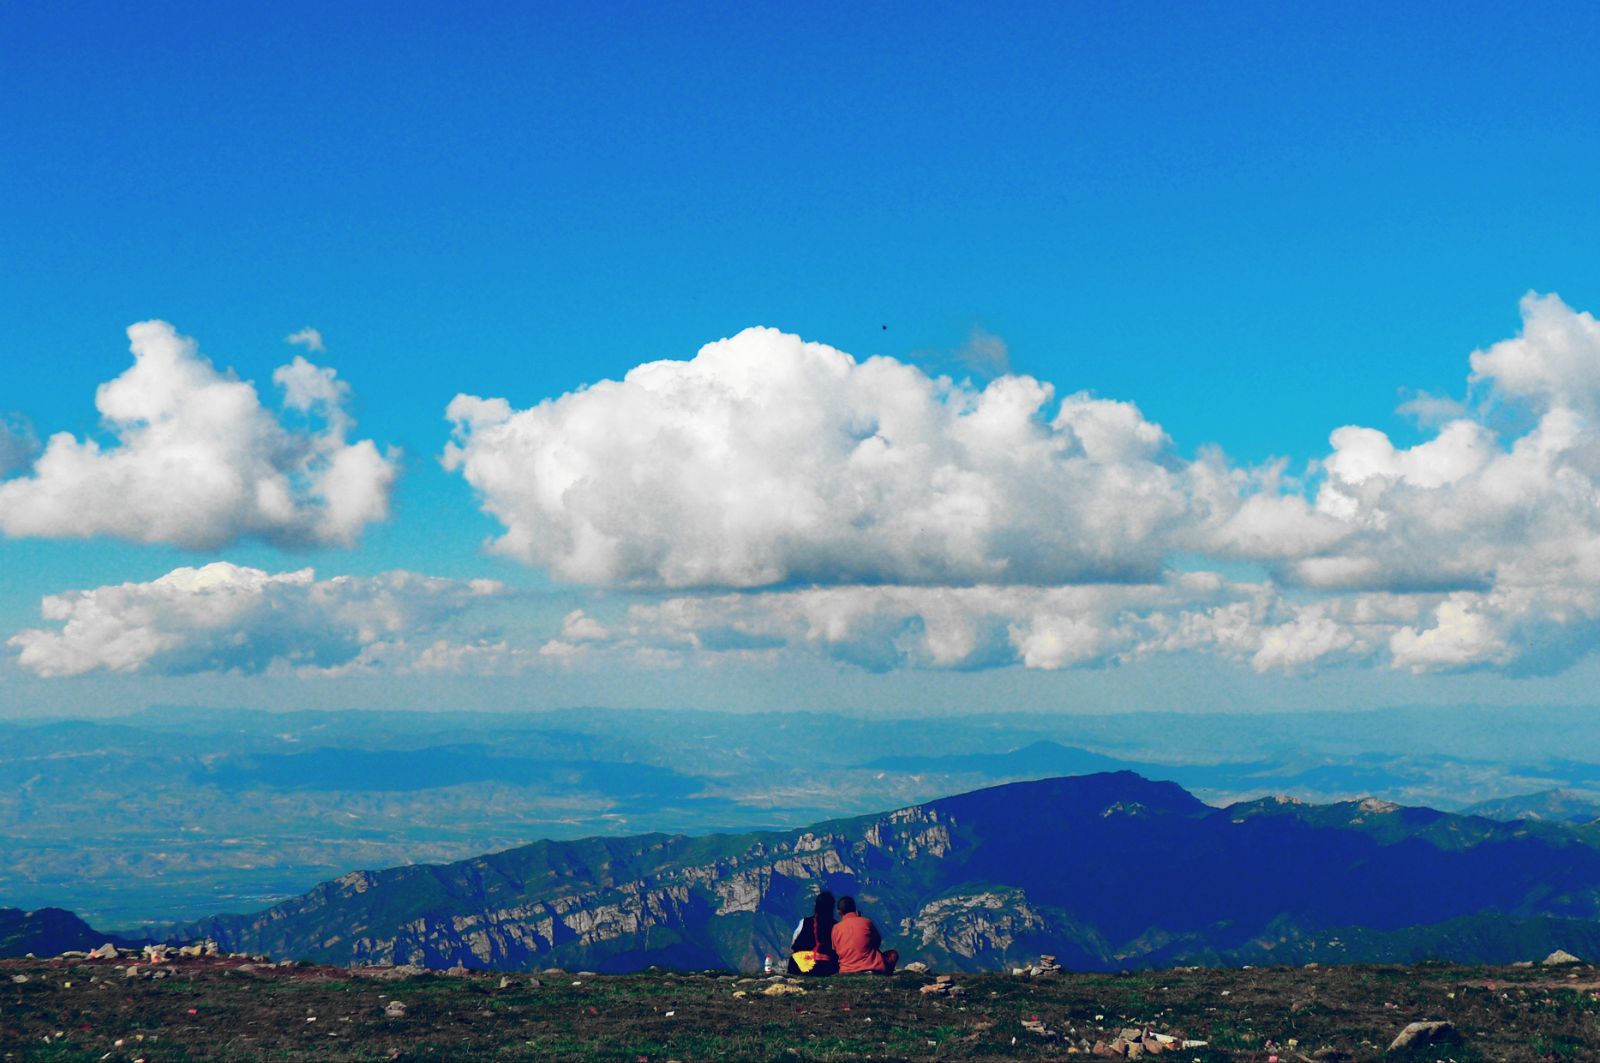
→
(919, 974, 966, 997)
(1089, 1027, 1206, 1057)
(175, 940, 220, 958)
(1010, 954, 1065, 978)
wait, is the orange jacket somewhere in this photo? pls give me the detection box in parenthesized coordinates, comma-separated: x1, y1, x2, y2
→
(830, 912, 889, 973)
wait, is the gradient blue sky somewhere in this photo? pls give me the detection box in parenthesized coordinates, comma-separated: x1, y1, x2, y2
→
(3, 1, 1600, 716)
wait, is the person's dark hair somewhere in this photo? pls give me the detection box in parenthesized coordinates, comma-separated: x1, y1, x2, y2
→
(813, 890, 835, 942)
(836, 895, 856, 915)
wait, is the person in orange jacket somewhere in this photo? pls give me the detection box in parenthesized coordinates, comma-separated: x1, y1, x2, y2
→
(830, 895, 899, 974)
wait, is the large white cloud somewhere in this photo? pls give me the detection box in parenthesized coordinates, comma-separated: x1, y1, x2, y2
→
(446, 294, 1600, 678)
(7, 563, 505, 678)
(443, 327, 1314, 588)
(0, 322, 398, 548)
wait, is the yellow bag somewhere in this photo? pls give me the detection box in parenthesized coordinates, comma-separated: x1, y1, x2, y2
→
(791, 949, 826, 973)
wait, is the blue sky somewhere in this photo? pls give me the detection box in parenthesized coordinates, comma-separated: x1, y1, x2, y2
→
(3, 2, 1600, 715)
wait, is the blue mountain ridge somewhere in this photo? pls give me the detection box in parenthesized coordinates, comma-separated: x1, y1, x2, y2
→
(164, 772, 1600, 972)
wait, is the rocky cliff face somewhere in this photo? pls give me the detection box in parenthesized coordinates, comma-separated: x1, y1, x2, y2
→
(190, 799, 967, 971)
(180, 773, 1600, 973)
(901, 890, 1048, 957)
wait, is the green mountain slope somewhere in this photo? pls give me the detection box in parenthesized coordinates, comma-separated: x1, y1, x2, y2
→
(173, 773, 1600, 973)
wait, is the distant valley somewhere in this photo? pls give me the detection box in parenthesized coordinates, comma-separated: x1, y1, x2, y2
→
(9, 704, 1600, 928)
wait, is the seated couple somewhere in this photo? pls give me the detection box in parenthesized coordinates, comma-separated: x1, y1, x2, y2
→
(787, 890, 899, 976)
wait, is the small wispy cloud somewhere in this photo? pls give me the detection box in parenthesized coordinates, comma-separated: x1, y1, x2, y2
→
(0, 415, 36, 476)
(285, 326, 326, 353)
(1396, 389, 1468, 428)
(956, 325, 1010, 375)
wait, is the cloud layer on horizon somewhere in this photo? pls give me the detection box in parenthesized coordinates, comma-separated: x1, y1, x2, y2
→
(8, 562, 506, 678)
(538, 578, 1589, 678)
(0, 322, 397, 549)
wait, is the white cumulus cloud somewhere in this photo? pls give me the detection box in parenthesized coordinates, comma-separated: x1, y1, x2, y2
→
(444, 326, 1282, 589)
(1295, 294, 1600, 603)
(0, 321, 397, 549)
(8, 562, 505, 677)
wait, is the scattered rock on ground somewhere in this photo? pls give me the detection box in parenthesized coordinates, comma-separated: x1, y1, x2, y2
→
(919, 979, 967, 997)
(762, 982, 805, 997)
(1100, 1026, 1200, 1056)
(1386, 1019, 1462, 1053)
(357, 963, 430, 980)
(1020, 1016, 1055, 1037)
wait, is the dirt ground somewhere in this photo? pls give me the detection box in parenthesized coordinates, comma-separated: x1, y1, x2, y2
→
(4, 954, 1599, 1061)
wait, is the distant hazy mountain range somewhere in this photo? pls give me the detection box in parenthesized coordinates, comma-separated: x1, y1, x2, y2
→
(168, 773, 1600, 973)
(1460, 789, 1600, 825)
(10, 705, 1600, 927)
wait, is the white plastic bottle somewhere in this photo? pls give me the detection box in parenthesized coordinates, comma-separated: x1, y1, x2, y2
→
(763, 954, 773, 974)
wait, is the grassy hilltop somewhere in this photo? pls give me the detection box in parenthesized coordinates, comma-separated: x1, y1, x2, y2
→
(5, 952, 1600, 1061)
